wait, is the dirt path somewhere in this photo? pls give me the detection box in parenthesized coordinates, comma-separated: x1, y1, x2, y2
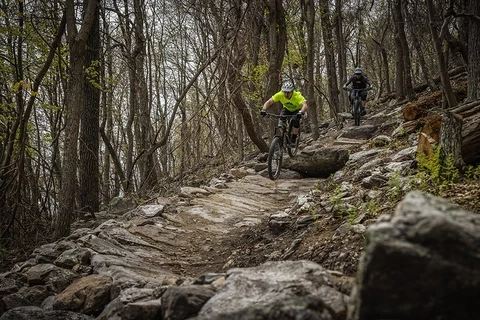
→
(127, 174, 320, 278)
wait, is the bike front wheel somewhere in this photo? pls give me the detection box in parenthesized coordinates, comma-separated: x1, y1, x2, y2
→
(354, 99, 361, 126)
(267, 136, 283, 180)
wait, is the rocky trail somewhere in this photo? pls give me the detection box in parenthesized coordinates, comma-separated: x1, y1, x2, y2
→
(120, 174, 320, 278)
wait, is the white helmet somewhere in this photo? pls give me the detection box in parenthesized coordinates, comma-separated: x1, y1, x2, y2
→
(354, 67, 362, 74)
(281, 81, 294, 92)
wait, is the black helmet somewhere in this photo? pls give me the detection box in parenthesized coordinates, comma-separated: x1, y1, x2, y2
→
(354, 67, 362, 74)
(281, 81, 294, 92)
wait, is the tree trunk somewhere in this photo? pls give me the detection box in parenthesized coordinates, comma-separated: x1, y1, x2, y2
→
(391, 1, 405, 101)
(264, 0, 286, 100)
(426, 0, 458, 108)
(319, 0, 340, 118)
(397, 0, 415, 100)
(55, 0, 97, 239)
(334, 0, 347, 110)
(125, 57, 135, 193)
(372, 36, 391, 96)
(179, 106, 188, 179)
(101, 17, 115, 203)
(467, 0, 480, 101)
(79, 0, 100, 218)
(439, 111, 465, 171)
(228, 3, 269, 153)
(133, 0, 157, 194)
(236, 110, 244, 162)
(405, 2, 437, 92)
(0, 1, 26, 239)
(302, 0, 319, 140)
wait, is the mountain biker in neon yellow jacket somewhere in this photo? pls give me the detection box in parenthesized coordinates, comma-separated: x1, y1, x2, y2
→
(260, 81, 308, 145)
(342, 67, 373, 115)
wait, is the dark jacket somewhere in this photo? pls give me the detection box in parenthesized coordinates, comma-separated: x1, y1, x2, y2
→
(344, 75, 372, 89)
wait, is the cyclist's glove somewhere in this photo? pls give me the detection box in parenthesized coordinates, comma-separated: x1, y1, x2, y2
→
(296, 111, 303, 119)
(260, 109, 267, 117)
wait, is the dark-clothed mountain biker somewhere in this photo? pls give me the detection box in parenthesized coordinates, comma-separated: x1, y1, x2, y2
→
(343, 67, 373, 115)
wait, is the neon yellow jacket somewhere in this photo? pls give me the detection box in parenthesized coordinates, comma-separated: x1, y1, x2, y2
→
(272, 91, 306, 112)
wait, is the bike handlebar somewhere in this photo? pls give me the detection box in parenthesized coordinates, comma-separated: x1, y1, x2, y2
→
(343, 87, 372, 92)
(263, 112, 297, 120)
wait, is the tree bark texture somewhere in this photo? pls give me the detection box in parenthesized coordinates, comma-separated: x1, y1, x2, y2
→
(55, 0, 97, 239)
(264, 0, 286, 100)
(439, 111, 465, 170)
(302, 0, 319, 140)
(334, 0, 347, 110)
(417, 101, 480, 166)
(467, 0, 480, 101)
(228, 4, 269, 153)
(426, 0, 458, 108)
(79, 0, 100, 218)
(133, 0, 158, 194)
(391, 1, 405, 101)
(397, 0, 415, 101)
(319, 0, 340, 117)
(405, 2, 437, 91)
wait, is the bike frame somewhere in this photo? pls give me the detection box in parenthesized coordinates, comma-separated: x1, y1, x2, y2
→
(268, 113, 297, 148)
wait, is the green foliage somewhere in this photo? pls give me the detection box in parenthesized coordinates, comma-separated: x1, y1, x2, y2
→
(395, 126, 406, 137)
(387, 170, 407, 202)
(306, 206, 319, 222)
(415, 147, 460, 194)
(346, 206, 359, 224)
(417, 147, 441, 182)
(327, 185, 361, 222)
(465, 164, 480, 181)
(366, 198, 379, 215)
(329, 185, 344, 208)
(441, 153, 460, 183)
(243, 62, 268, 103)
(283, 50, 304, 70)
(85, 60, 114, 93)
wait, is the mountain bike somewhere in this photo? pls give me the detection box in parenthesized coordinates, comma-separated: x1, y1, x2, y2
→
(263, 112, 301, 180)
(344, 87, 372, 126)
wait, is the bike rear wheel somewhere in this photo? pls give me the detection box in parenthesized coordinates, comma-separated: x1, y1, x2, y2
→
(353, 99, 361, 126)
(267, 136, 283, 180)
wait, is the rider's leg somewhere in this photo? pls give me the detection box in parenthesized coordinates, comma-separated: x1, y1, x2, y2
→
(350, 92, 355, 115)
(281, 108, 297, 145)
(291, 114, 301, 146)
(361, 92, 367, 115)
(279, 108, 288, 128)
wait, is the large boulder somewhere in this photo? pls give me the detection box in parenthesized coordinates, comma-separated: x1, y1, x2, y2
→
(52, 274, 113, 316)
(349, 190, 480, 320)
(284, 146, 349, 178)
(197, 260, 348, 320)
